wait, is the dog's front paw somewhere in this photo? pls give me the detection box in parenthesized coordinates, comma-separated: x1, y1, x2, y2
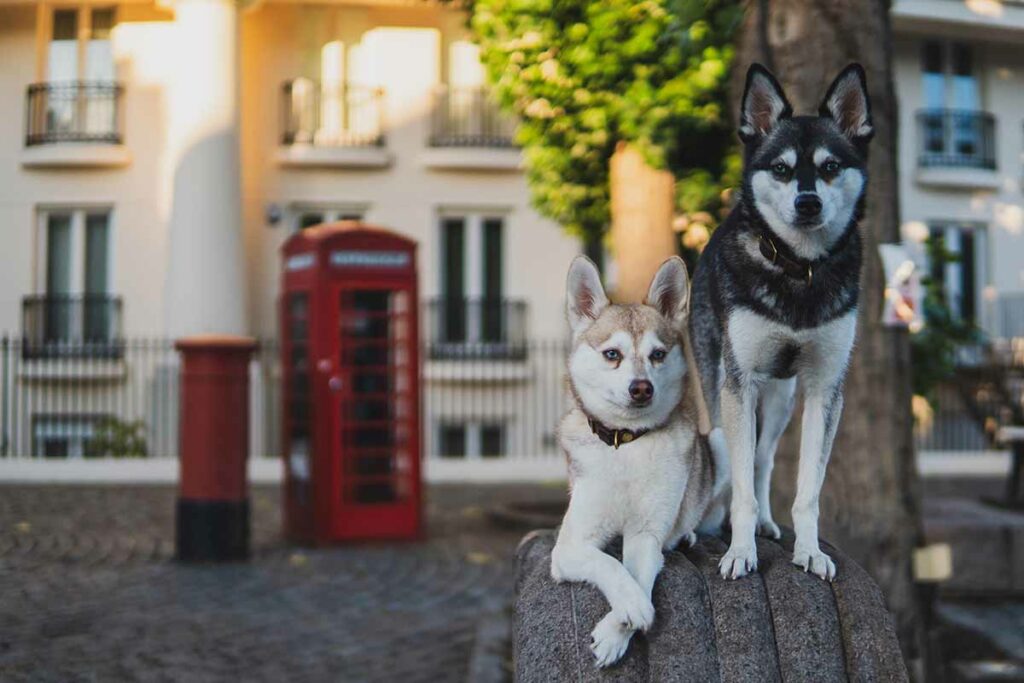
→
(680, 530, 698, 548)
(590, 612, 633, 668)
(613, 589, 655, 632)
(719, 542, 758, 580)
(756, 518, 782, 540)
(792, 545, 836, 581)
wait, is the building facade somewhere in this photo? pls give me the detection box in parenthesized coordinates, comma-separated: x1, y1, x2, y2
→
(0, 0, 1022, 461)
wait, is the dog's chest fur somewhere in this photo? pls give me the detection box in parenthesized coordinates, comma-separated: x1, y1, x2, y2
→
(559, 409, 695, 538)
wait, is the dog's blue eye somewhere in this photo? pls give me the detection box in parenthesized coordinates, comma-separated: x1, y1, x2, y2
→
(649, 349, 666, 362)
(771, 163, 791, 176)
(603, 349, 621, 362)
(822, 160, 841, 174)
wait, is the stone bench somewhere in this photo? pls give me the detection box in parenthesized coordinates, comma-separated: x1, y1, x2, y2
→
(514, 529, 907, 682)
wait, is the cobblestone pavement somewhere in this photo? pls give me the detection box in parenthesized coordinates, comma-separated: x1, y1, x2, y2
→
(0, 483, 567, 683)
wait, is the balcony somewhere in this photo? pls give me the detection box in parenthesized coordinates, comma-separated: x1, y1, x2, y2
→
(277, 80, 391, 169)
(22, 81, 129, 168)
(425, 298, 528, 361)
(21, 295, 124, 360)
(423, 86, 520, 171)
(915, 109, 998, 189)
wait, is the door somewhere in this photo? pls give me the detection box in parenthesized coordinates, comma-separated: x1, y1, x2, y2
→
(328, 282, 417, 537)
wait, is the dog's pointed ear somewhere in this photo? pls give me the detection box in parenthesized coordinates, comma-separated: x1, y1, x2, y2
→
(819, 63, 873, 143)
(645, 257, 690, 327)
(566, 255, 609, 336)
(739, 63, 792, 143)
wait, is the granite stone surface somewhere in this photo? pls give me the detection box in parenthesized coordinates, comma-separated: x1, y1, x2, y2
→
(514, 529, 907, 682)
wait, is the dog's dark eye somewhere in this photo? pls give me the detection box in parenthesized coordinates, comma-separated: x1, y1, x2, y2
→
(649, 349, 667, 362)
(771, 162, 791, 177)
(603, 349, 622, 362)
(821, 159, 841, 175)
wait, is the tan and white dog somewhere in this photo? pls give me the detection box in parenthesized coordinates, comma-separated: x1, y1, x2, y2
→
(550, 255, 728, 668)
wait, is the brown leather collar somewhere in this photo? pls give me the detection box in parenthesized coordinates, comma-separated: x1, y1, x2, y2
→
(759, 232, 813, 286)
(588, 417, 648, 449)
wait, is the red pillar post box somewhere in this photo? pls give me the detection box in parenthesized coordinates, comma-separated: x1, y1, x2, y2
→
(175, 335, 257, 561)
(280, 222, 422, 543)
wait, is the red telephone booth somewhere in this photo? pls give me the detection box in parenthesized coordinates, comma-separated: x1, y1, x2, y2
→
(280, 222, 422, 543)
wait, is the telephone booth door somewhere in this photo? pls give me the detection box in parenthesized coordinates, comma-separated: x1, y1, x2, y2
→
(327, 279, 420, 540)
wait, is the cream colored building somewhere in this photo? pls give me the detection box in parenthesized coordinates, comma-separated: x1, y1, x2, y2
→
(0, 0, 1022, 462)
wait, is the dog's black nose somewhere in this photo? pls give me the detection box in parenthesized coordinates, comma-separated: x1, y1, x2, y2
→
(794, 193, 822, 218)
(629, 380, 654, 403)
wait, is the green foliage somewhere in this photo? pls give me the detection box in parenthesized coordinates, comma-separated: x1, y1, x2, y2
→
(86, 417, 149, 458)
(910, 235, 980, 401)
(471, 0, 742, 241)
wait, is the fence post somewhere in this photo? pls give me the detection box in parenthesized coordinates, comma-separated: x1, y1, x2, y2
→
(0, 335, 8, 456)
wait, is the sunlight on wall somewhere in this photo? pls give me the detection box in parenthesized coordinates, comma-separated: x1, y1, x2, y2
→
(965, 0, 1004, 19)
(352, 27, 440, 128)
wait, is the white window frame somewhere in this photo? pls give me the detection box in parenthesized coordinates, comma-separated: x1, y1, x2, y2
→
(925, 221, 989, 324)
(32, 414, 105, 459)
(35, 205, 114, 297)
(37, 4, 117, 82)
(434, 419, 506, 460)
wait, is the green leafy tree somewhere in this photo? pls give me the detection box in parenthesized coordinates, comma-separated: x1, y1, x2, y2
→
(471, 0, 741, 256)
(911, 234, 980, 401)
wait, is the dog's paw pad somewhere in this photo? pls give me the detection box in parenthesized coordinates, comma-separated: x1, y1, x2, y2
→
(718, 544, 758, 580)
(792, 547, 836, 581)
(591, 613, 633, 668)
(756, 520, 782, 540)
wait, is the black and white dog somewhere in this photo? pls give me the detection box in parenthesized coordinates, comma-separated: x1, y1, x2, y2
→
(690, 63, 873, 580)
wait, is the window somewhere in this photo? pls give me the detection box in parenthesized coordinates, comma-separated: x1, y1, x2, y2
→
(918, 41, 991, 168)
(46, 7, 115, 82)
(436, 422, 505, 459)
(927, 223, 987, 324)
(35, 207, 113, 343)
(438, 212, 505, 344)
(32, 415, 104, 458)
(294, 206, 365, 231)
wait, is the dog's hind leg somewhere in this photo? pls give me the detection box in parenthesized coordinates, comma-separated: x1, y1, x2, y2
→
(754, 377, 796, 539)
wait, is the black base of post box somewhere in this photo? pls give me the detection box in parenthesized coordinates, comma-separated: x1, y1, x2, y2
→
(176, 498, 250, 562)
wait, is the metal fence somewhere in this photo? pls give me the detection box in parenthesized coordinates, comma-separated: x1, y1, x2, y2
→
(0, 336, 570, 461)
(916, 109, 996, 170)
(280, 80, 385, 148)
(1, 332, 1011, 460)
(429, 86, 517, 148)
(25, 81, 124, 146)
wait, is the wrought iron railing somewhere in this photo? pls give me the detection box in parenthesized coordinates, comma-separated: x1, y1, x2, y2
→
(916, 109, 996, 170)
(21, 295, 124, 358)
(25, 81, 123, 146)
(429, 86, 517, 148)
(425, 298, 528, 359)
(281, 80, 385, 147)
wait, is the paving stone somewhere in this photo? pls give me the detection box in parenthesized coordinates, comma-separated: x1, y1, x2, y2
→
(0, 483, 565, 682)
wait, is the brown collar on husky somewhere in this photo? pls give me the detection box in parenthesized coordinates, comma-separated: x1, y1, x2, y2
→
(759, 232, 814, 286)
(587, 417, 649, 449)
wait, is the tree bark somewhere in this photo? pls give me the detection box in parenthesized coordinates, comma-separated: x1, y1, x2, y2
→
(732, 0, 927, 670)
(609, 142, 678, 302)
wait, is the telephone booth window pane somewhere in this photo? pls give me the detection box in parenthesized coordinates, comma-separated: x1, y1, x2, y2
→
(339, 287, 413, 505)
(286, 293, 312, 508)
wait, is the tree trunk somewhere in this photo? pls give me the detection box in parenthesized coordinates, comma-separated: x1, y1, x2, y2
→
(608, 142, 678, 302)
(733, 0, 927, 672)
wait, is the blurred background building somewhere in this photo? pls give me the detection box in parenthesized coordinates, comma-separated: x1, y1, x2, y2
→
(0, 0, 1021, 475)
